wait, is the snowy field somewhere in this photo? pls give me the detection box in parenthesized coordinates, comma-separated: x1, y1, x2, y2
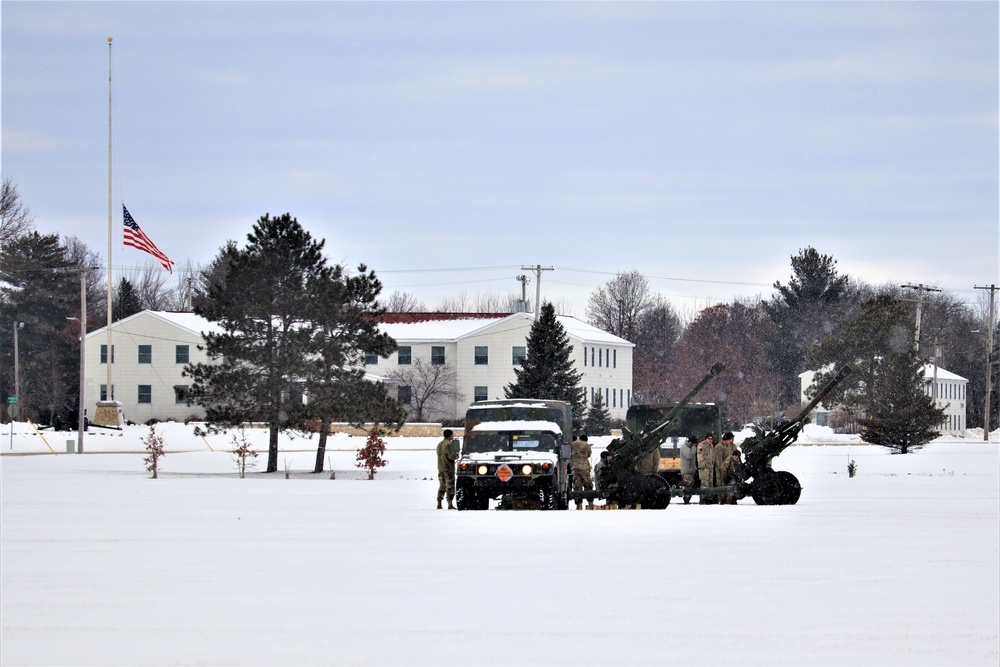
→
(1, 422, 997, 666)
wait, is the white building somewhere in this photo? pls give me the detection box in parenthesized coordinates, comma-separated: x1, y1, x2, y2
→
(84, 311, 222, 424)
(799, 364, 968, 433)
(373, 312, 634, 421)
(84, 310, 633, 424)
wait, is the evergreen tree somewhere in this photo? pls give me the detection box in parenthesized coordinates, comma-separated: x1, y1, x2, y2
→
(114, 278, 143, 321)
(860, 349, 945, 453)
(765, 247, 850, 408)
(304, 264, 405, 473)
(585, 391, 611, 436)
(505, 302, 586, 432)
(187, 213, 328, 473)
(0, 231, 80, 424)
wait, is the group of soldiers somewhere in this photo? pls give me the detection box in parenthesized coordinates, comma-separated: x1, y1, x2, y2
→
(683, 432, 743, 504)
(436, 428, 745, 510)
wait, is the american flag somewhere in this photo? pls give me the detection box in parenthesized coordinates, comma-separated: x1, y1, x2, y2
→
(123, 205, 174, 273)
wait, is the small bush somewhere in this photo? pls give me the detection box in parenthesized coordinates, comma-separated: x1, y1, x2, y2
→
(356, 426, 388, 480)
(142, 424, 166, 479)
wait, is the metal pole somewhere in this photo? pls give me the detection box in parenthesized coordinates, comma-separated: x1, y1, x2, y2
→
(985, 287, 995, 442)
(13, 321, 21, 421)
(78, 271, 86, 453)
(106, 36, 114, 401)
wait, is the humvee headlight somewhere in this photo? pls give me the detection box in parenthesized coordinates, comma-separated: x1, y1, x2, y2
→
(477, 464, 489, 475)
(521, 464, 533, 476)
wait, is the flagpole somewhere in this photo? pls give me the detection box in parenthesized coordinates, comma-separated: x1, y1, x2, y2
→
(106, 36, 113, 399)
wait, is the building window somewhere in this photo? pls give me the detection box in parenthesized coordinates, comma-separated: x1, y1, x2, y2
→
(613, 349, 617, 368)
(174, 385, 189, 404)
(100, 344, 114, 364)
(365, 352, 378, 365)
(397, 386, 411, 405)
(138, 385, 152, 404)
(138, 345, 152, 364)
(474, 346, 489, 365)
(474, 386, 488, 402)
(100, 384, 115, 401)
(590, 347, 594, 366)
(397, 346, 411, 365)
(176, 345, 190, 364)
(583, 347, 587, 366)
(599, 348, 603, 368)
(612, 388, 616, 408)
(512, 346, 526, 366)
(431, 346, 445, 365)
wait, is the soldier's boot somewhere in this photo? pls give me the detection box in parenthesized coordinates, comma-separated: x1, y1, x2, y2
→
(447, 499, 456, 510)
(575, 500, 583, 510)
(683, 495, 691, 504)
(436, 499, 442, 510)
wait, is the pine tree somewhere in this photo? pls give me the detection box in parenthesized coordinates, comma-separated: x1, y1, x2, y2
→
(765, 247, 850, 408)
(187, 213, 328, 473)
(860, 350, 945, 454)
(114, 278, 142, 321)
(505, 302, 586, 432)
(585, 391, 611, 436)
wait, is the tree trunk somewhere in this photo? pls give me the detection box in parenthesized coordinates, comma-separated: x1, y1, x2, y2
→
(266, 424, 279, 472)
(313, 416, 330, 473)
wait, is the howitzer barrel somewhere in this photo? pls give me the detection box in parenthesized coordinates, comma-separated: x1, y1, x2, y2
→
(744, 365, 852, 469)
(610, 362, 724, 474)
(791, 365, 853, 426)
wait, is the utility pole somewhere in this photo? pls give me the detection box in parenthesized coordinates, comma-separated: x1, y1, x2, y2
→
(974, 284, 997, 442)
(520, 265, 553, 319)
(901, 283, 941, 352)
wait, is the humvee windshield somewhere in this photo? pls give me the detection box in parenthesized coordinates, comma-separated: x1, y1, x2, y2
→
(464, 431, 559, 454)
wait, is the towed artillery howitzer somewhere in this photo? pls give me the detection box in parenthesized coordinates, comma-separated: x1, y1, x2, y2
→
(736, 365, 853, 505)
(574, 362, 725, 509)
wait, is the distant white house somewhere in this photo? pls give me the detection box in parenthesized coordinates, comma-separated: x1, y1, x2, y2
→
(84, 311, 223, 424)
(799, 364, 968, 433)
(85, 310, 632, 425)
(372, 312, 634, 422)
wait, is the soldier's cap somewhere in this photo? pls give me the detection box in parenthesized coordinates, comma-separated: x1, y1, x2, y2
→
(722, 432, 734, 441)
(687, 435, 699, 444)
(705, 433, 715, 440)
(732, 449, 741, 456)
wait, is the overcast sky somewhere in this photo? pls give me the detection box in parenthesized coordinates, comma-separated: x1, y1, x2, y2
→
(2, 1, 996, 317)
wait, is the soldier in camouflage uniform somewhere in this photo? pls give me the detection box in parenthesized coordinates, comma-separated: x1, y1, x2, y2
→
(679, 435, 699, 504)
(714, 432, 737, 504)
(571, 434, 594, 509)
(436, 429, 458, 509)
(696, 433, 717, 504)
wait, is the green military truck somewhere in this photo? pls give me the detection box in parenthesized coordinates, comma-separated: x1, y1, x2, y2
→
(454, 399, 573, 511)
(621, 402, 723, 486)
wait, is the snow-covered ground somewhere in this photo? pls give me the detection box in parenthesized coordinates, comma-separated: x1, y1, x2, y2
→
(2, 422, 997, 666)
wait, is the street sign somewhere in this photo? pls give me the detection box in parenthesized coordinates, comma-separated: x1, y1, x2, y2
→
(7, 396, 17, 403)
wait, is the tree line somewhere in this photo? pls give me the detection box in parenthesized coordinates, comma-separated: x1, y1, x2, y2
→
(584, 250, 999, 448)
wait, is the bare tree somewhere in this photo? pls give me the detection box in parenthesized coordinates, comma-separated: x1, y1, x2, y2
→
(435, 291, 471, 312)
(387, 359, 463, 422)
(586, 270, 652, 341)
(382, 290, 427, 312)
(0, 178, 35, 249)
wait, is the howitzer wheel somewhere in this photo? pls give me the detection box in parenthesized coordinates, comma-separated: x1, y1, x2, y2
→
(774, 471, 802, 505)
(619, 473, 671, 510)
(750, 472, 782, 505)
(539, 482, 559, 510)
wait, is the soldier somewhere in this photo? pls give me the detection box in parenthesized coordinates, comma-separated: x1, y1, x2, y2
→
(593, 450, 612, 491)
(571, 434, 594, 509)
(696, 433, 717, 504)
(436, 429, 458, 509)
(679, 435, 699, 504)
(715, 432, 737, 504)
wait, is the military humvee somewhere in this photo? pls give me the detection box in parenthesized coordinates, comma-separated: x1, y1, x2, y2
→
(455, 399, 573, 510)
